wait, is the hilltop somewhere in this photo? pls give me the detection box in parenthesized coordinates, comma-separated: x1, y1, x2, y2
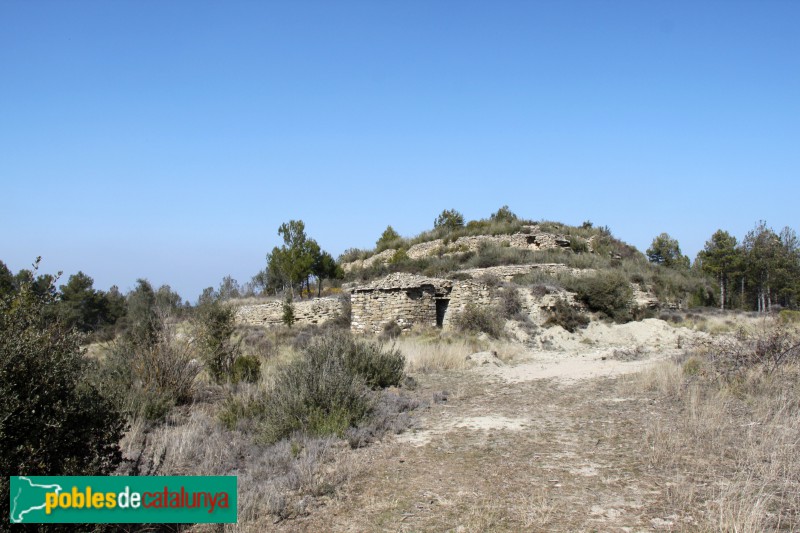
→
(236, 208, 712, 342)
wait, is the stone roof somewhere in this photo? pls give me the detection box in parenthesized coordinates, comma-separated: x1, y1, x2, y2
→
(351, 272, 453, 292)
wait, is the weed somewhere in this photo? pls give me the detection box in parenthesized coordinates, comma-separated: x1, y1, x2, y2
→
(544, 299, 589, 332)
(453, 303, 505, 338)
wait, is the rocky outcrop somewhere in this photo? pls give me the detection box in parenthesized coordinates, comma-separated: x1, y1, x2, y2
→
(341, 249, 396, 272)
(341, 228, 573, 271)
(453, 263, 591, 282)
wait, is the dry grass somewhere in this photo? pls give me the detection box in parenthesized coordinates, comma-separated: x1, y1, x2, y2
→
(625, 356, 800, 532)
(395, 331, 528, 374)
(395, 335, 477, 373)
(120, 404, 362, 530)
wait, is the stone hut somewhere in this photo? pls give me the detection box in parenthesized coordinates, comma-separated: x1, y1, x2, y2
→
(350, 273, 454, 335)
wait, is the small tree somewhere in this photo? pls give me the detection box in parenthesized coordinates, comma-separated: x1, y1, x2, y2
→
(125, 279, 161, 347)
(490, 205, 518, 224)
(647, 233, 690, 269)
(217, 275, 241, 301)
(697, 230, 741, 310)
(376, 225, 402, 251)
(0, 260, 14, 298)
(282, 296, 295, 328)
(196, 300, 238, 383)
(312, 250, 342, 297)
(155, 284, 184, 315)
(434, 209, 465, 232)
(58, 271, 111, 333)
(267, 220, 317, 298)
(0, 260, 125, 520)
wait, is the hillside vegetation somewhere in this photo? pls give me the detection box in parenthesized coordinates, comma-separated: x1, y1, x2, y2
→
(1, 208, 799, 530)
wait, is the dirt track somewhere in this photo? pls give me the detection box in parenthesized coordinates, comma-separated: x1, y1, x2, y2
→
(280, 352, 690, 532)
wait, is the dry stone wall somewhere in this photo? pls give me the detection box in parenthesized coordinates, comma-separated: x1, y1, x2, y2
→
(351, 287, 439, 335)
(350, 273, 451, 335)
(440, 280, 495, 331)
(235, 297, 344, 327)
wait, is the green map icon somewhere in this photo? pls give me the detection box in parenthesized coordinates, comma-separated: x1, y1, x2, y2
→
(9, 477, 63, 523)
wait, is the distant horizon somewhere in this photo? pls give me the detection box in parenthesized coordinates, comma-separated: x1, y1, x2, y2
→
(3, 212, 792, 304)
(2, 1, 798, 301)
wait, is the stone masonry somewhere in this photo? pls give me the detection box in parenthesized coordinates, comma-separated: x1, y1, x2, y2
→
(350, 273, 453, 335)
(236, 297, 344, 328)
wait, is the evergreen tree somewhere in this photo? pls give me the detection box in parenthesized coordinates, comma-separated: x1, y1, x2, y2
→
(434, 209, 465, 231)
(58, 271, 110, 332)
(697, 230, 741, 310)
(376, 225, 401, 251)
(647, 233, 690, 269)
(312, 250, 342, 297)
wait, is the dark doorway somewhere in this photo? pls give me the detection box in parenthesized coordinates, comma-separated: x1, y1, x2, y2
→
(436, 299, 449, 327)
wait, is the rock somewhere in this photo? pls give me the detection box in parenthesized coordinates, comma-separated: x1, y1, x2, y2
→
(465, 351, 503, 366)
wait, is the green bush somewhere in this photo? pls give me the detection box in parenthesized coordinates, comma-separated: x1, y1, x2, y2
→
(779, 309, 800, 324)
(389, 248, 409, 264)
(567, 272, 634, 323)
(232, 354, 261, 384)
(0, 265, 125, 522)
(262, 333, 404, 443)
(342, 336, 405, 389)
(282, 298, 295, 327)
(569, 237, 589, 254)
(544, 299, 590, 332)
(453, 303, 505, 338)
(196, 300, 238, 383)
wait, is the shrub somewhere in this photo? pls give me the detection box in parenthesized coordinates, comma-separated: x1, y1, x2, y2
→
(99, 320, 200, 421)
(682, 356, 704, 376)
(232, 354, 262, 384)
(331, 294, 352, 329)
(282, 298, 295, 328)
(568, 271, 633, 323)
(453, 303, 504, 338)
(381, 320, 402, 340)
(497, 286, 523, 318)
(0, 264, 125, 521)
(545, 299, 589, 332)
(703, 318, 800, 378)
(779, 309, 800, 324)
(389, 248, 409, 264)
(341, 336, 405, 389)
(262, 333, 405, 443)
(195, 300, 238, 383)
(434, 209, 465, 231)
(569, 237, 589, 253)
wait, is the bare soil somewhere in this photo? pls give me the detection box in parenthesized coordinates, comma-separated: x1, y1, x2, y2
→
(273, 352, 689, 532)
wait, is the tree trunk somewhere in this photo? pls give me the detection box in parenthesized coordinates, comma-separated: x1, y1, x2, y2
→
(719, 273, 725, 310)
(318, 277, 323, 298)
(741, 277, 745, 310)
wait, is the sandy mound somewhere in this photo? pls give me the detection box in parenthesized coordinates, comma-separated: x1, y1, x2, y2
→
(533, 318, 693, 353)
(479, 319, 704, 384)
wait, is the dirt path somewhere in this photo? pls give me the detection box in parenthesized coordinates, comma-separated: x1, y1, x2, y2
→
(278, 349, 687, 532)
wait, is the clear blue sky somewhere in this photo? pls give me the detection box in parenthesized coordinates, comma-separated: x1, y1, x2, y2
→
(2, 1, 798, 302)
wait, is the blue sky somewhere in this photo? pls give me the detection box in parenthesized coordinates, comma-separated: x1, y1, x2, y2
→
(1, 1, 798, 301)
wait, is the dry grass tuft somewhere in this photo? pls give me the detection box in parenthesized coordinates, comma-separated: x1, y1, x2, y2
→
(395, 335, 478, 373)
(625, 343, 800, 531)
